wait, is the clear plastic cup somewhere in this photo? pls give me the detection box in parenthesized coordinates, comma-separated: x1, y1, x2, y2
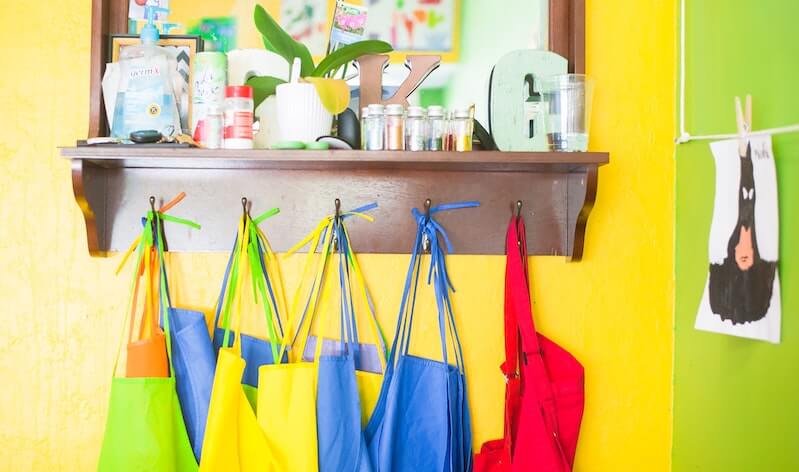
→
(542, 74, 594, 152)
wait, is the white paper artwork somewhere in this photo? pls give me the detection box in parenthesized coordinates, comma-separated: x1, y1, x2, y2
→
(695, 135, 781, 343)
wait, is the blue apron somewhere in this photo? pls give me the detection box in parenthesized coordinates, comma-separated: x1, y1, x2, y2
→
(154, 214, 212, 463)
(366, 202, 478, 472)
(289, 203, 383, 472)
(316, 208, 386, 472)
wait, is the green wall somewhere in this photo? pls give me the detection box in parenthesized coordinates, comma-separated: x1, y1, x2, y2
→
(674, 1, 799, 469)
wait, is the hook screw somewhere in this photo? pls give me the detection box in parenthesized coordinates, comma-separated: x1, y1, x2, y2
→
(332, 198, 342, 251)
(422, 198, 432, 253)
(515, 200, 523, 249)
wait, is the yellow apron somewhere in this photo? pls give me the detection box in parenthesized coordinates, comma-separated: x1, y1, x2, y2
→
(200, 218, 274, 472)
(258, 210, 387, 471)
(257, 217, 332, 472)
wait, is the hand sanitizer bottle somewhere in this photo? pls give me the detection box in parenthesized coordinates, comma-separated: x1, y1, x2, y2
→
(111, 4, 181, 139)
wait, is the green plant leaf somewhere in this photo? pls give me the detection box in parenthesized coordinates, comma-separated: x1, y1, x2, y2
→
(254, 4, 315, 77)
(311, 40, 393, 77)
(294, 42, 315, 78)
(261, 34, 276, 53)
(254, 5, 295, 60)
(246, 75, 287, 108)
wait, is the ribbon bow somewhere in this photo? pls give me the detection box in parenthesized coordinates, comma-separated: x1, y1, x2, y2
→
(411, 201, 480, 294)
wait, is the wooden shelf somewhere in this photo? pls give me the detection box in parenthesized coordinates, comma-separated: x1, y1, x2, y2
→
(61, 148, 607, 171)
(62, 147, 608, 259)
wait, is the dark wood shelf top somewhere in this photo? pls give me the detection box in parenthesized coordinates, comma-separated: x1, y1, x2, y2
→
(61, 147, 609, 172)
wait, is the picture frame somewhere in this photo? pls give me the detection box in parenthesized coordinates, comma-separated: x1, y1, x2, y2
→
(360, 0, 462, 64)
(108, 34, 203, 134)
(282, 0, 463, 62)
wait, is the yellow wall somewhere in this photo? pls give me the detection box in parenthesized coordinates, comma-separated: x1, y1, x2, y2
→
(170, 0, 278, 50)
(0, 0, 674, 470)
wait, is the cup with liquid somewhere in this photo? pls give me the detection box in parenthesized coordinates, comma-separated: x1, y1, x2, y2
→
(542, 74, 594, 152)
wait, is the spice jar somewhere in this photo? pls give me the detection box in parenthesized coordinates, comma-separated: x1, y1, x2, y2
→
(365, 104, 385, 150)
(405, 106, 426, 151)
(426, 106, 446, 151)
(443, 110, 455, 151)
(384, 104, 405, 151)
(452, 107, 473, 152)
(223, 85, 254, 149)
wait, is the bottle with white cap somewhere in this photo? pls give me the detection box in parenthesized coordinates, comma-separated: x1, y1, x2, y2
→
(360, 107, 369, 149)
(365, 103, 385, 150)
(205, 104, 224, 149)
(426, 106, 446, 151)
(452, 107, 474, 152)
(384, 104, 405, 151)
(405, 106, 426, 151)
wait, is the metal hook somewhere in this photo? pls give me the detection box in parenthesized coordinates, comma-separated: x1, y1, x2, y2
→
(515, 200, 523, 249)
(332, 198, 341, 251)
(148, 195, 166, 249)
(422, 198, 432, 253)
(241, 197, 249, 219)
(149, 196, 158, 231)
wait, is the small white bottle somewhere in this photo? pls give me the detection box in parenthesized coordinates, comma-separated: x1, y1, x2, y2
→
(426, 106, 446, 151)
(205, 105, 224, 149)
(360, 107, 370, 150)
(452, 107, 473, 152)
(405, 106, 426, 151)
(365, 104, 386, 150)
(384, 104, 405, 151)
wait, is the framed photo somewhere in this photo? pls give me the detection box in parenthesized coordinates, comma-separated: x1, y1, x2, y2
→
(109, 34, 203, 133)
(362, 0, 461, 63)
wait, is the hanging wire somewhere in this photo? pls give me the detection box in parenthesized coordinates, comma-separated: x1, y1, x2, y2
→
(675, 0, 799, 144)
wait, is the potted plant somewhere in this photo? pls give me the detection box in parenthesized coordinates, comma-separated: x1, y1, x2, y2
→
(247, 5, 392, 142)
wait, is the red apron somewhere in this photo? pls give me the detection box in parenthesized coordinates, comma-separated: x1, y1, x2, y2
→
(474, 216, 585, 472)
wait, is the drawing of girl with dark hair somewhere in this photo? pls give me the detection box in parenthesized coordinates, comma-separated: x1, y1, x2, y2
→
(707, 144, 778, 324)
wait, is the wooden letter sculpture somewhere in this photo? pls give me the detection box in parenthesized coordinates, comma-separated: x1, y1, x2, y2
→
(356, 54, 441, 112)
(489, 50, 567, 152)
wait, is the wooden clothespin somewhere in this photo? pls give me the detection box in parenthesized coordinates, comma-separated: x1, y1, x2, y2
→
(735, 95, 753, 156)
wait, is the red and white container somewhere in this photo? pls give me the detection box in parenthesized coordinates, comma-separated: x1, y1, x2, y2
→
(224, 85, 254, 150)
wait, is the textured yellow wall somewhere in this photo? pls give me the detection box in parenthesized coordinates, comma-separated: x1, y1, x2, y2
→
(0, 0, 674, 470)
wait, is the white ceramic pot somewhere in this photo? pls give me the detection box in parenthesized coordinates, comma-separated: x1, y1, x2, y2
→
(275, 83, 333, 143)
